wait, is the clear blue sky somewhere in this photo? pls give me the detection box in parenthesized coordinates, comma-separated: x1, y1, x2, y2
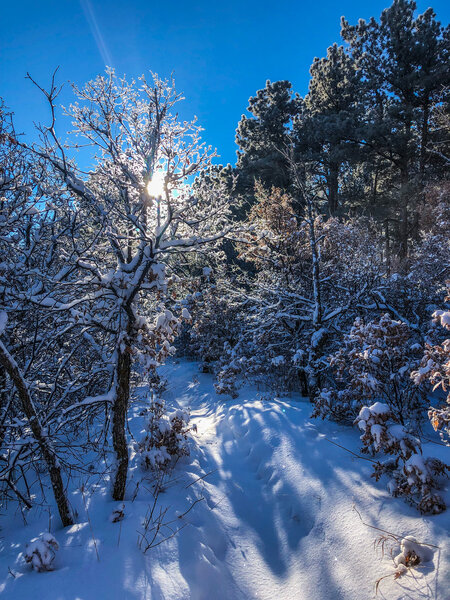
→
(1, 0, 449, 166)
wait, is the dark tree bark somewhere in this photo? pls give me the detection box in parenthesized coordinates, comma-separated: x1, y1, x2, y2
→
(420, 97, 430, 181)
(111, 343, 131, 501)
(399, 165, 409, 261)
(327, 161, 339, 216)
(384, 218, 391, 276)
(0, 341, 74, 527)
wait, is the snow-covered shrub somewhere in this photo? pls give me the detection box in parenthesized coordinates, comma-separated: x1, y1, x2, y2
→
(312, 387, 355, 422)
(236, 184, 385, 395)
(110, 504, 125, 523)
(178, 268, 254, 397)
(314, 314, 426, 424)
(388, 455, 448, 514)
(393, 535, 434, 574)
(355, 403, 448, 513)
(147, 371, 168, 395)
(133, 306, 185, 375)
(412, 282, 450, 444)
(24, 533, 59, 572)
(138, 395, 192, 471)
(410, 184, 450, 291)
(213, 341, 247, 399)
(182, 274, 244, 374)
(355, 402, 420, 458)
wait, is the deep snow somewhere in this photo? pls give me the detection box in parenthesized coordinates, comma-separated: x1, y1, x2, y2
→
(0, 360, 448, 599)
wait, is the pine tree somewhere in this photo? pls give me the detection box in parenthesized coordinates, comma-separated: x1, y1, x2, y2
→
(235, 80, 301, 205)
(295, 44, 363, 215)
(341, 0, 450, 259)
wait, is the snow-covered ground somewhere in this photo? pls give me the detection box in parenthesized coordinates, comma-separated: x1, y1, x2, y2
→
(0, 360, 449, 599)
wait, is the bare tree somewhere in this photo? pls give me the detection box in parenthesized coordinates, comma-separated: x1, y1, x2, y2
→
(20, 69, 234, 500)
(0, 320, 73, 526)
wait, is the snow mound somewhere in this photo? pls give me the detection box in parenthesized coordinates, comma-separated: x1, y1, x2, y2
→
(394, 535, 434, 570)
(24, 533, 59, 572)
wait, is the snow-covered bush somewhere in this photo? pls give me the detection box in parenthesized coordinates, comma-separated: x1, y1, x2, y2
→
(410, 184, 450, 291)
(24, 533, 59, 572)
(355, 402, 420, 458)
(181, 271, 244, 374)
(388, 455, 448, 515)
(110, 504, 125, 523)
(138, 395, 192, 471)
(393, 535, 434, 573)
(178, 266, 257, 397)
(314, 314, 426, 424)
(355, 402, 448, 514)
(214, 360, 242, 399)
(312, 387, 355, 422)
(147, 371, 168, 395)
(213, 341, 248, 399)
(234, 183, 385, 396)
(412, 282, 450, 444)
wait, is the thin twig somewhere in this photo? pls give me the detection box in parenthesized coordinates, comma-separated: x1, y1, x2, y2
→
(324, 437, 378, 463)
(117, 517, 123, 548)
(185, 469, 218, 489)
(81, 485, 100, 561)
(352, 504, 440, 548)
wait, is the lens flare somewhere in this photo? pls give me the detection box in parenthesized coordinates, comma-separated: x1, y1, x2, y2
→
(147, 171, 166, 197)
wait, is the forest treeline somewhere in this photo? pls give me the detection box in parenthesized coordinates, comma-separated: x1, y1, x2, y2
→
(0, 0, 449, 526)
(210, 0, 449, 262)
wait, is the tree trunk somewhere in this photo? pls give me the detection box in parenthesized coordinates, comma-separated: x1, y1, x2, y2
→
(291, 158, 324, 399)
(307, 192, 323, 399)
(111, 344, 131, 501)
(0, 341, 74, 527)
(327, 162, 339, 216)
(308, 209, 322, 328)
(419, 96, 430, 182)
(372, 162, 379, 210)
(399, 166, 409, 262)
(0, 365, 7, 446)
(384, 219, 391, 276)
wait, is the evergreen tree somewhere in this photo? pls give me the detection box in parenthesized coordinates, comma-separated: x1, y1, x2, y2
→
(295, 44, 363, 215)
(235, 80, 301, 205)
(341, 0, 450, 259)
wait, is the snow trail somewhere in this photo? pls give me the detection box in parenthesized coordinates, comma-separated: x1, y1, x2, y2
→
(155, 361, 449, 600)
(0, 360, 448, 600)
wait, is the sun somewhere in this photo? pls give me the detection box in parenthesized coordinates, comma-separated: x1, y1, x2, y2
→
(147, 170, 166, 198)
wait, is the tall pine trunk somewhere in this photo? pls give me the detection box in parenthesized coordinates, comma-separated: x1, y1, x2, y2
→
(327, 161, 339, 216)
(399, 165, 409, 262)
(384, 218, 391, 276)
(419, 96, 430, 182)
(399, 111, 413, 263)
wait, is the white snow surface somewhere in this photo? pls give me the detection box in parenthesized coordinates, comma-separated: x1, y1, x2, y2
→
(0, 360, 449, 599)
